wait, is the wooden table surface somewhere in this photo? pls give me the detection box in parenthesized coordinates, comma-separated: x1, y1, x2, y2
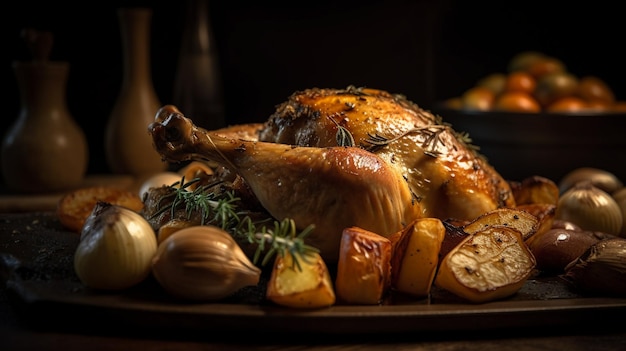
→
(1, 195, 626, 350)
(2, 302, 626, 351)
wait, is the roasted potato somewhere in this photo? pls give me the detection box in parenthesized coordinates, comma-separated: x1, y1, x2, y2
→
(335, 227, 392, 305)
(266, 251, 336, 309)
(516, 203, 556, 244)
(509, 175, 559, 206)
(389, 218, 445, 298)
(462, 207, 539, 241)
(57, 186, 144, 233)
(157, 218, 196, 244)
(440, 220, 470, 265)
(435, 226, 536, 303)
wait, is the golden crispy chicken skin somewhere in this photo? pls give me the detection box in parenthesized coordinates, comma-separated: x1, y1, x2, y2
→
(259, 86, 515, 219)
(149, 86, 515, 262)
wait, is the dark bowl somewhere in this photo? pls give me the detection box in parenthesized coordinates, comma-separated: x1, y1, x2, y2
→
(430, 104, 626, 183)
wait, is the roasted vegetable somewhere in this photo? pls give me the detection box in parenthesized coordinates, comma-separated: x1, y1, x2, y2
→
(390, 218, 445, 298)
(528, 228, 614, 273)
(58, 186, 144, 233)
(558, 167, 623, 195)
(266, 251, 336, 309)
(151, 226, 261, 301)
(74, 202, 157, 290)
(435, 225, 537, 303)
(510, 175, 560, 206)
(335, 226, 392, 305)
(562, 238, 626, 296)
(556, 181, 623, 236)
(462, 207, 539, 241)
(516, 203, 556, 244)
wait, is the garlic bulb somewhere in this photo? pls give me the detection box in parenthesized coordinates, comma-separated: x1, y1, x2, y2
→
(74, 202, 158, 290)
(151, 225, 261, 301)
(555, 181, 623, 236)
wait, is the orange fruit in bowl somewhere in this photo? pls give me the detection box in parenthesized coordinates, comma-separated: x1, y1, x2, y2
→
(504, 71, 537, 94)
(461, 86, 496, 111)
(493, 91, 541, 113)
(526, 56, 566, 80)
(507, 51, 547, 73)
(534, 72, 579, 107)
(585, 99, 613, 112)
(443, 97, 463, 109)
(576, 76, 615, 104)
(611, 101, 626, 112)
(476, 73, 507, 95)
(545, 96, 588, 113)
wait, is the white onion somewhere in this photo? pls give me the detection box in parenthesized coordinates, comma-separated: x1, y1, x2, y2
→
(74, 202, 158, 290)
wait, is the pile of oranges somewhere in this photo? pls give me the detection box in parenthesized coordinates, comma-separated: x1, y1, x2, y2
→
(443, 51, 626, 113)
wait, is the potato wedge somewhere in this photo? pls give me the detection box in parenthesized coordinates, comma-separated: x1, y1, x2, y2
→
(462, 207, 539, 241)
(435, 226, 536, 303)
(266, 251, 335, 309)
(516, 203, 556, 246)
(389, 218, 445, 298)
(177, 161, 215, 191)
(509, 175, 559, 206)
(57, 186, 144, 233)
(335, 227, 392, 305)
(440, 220, 470, 264)
(157, 218, 197, 244)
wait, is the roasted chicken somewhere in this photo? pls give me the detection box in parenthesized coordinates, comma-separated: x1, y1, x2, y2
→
(149, 86, 515, 262)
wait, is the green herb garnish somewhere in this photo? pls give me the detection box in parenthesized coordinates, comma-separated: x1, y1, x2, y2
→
(151, 177, 318, 270)
(329, 114, 355, 147)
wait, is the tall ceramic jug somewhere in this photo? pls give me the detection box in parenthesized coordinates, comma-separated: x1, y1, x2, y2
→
(105, 7, 168, 176)
(2, 29, 88, 194)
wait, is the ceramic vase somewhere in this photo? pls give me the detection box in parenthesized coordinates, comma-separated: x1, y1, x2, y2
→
(105, 7, 168, 176)
(173, 0, 226, 130)
(2, 60, 88, 194)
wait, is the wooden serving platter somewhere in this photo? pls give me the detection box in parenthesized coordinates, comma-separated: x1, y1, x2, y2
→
(2, 212, 626, 336)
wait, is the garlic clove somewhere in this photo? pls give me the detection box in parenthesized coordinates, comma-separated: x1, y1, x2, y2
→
(555, 181, 623, 236)
(74, 202, 158, 290)
(151, 225, 261, 301)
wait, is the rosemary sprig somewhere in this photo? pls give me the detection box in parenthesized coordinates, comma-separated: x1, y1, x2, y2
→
(151, 177, 318, 270)
(328, 114, 355, 147)
(246, 218, 318, 272)
(151, 177, 236, 227)
(364, 125, 449, 156)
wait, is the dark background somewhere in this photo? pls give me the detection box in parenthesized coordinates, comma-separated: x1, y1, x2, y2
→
(3, 0, 625, 175)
